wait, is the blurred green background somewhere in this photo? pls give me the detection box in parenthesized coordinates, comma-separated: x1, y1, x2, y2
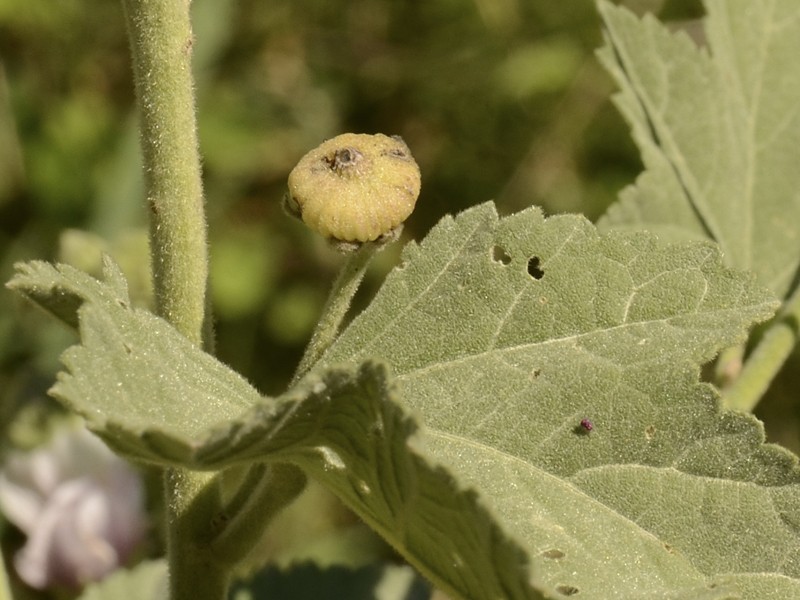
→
(5, 0, 797, 597)
(0, 0, 666, 403)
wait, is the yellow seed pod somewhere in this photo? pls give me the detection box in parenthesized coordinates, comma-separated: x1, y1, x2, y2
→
(286, 133, 421, 243)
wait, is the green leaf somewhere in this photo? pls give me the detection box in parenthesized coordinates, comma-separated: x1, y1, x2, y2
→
(596, 0, 800, 299)
(8, 197, 793, 598)
(316, 203, 798, 598)
(47, 300, 264, 465)
(10, 259, 537, 598)
(79, 561, 167, 600)
(322, 202, 776, 391)
(7, 257, 131, 329)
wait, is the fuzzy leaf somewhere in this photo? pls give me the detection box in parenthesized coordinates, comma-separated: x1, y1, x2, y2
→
(317, 202, 798, 598)
(596, 0, 800, 298)
(8, 196, 793, 598)
(7, 257, 131, 329)
(10, 260, 537, 598)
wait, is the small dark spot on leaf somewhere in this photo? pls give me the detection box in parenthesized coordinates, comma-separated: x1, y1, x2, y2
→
(541, 549, 565, 560)
(527, 257, 544, 279)
(122, 343, 132, 354)
(574, 419, 593, 435)
(645, 424, 656, 440)
(117, 299, 128, 308)
(492, 245, 512, 265)
(663, 542, 674, 553)
(555, 584, 579, 596)
(531, 368, 540, 379)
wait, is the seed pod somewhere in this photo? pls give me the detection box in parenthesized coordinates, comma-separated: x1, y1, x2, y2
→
(286, 133, 421, 243)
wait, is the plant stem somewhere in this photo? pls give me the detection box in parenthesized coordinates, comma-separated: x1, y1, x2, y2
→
(164, 469, 229, 600)
(209, 463, 307, 564)
(121, 0, 208, 347)
(120, 1, 220, 598)
(292, 243, 377, 384)
(724, 286, 800, 412)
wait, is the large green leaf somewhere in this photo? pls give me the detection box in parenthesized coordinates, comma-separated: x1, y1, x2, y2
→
(316, 202, 799, 598)
(8, 197, 794, 597)
(596, 0, 800, 299)
(7, 260, 538, 599)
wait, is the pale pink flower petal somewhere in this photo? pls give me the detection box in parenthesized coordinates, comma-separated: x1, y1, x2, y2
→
(0, 426, 147, 589)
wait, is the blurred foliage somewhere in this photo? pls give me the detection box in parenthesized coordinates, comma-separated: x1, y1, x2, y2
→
(0, 0, 652, 398)
(5, 0, 797, 597)
(231, 562, 429, 600)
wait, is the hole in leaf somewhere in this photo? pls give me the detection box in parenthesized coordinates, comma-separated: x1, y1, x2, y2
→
(541, 549, 565, 560)
(527, 257, 544, 279)
(555, 584, 579, 596)
(492, 245, 512, 265)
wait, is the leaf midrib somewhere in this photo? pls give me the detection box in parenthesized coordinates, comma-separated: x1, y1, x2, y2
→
(368, 302, 773, 382)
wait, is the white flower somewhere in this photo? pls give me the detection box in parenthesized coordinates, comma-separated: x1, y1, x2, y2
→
(0, 425, 147, 589)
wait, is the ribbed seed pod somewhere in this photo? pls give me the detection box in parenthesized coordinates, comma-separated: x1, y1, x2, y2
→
(286, 133, 421, 242)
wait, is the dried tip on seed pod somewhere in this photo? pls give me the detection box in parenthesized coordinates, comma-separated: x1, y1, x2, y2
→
(285, 133, 421, 243)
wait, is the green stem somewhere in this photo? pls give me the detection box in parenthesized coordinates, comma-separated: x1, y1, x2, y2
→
(121, 0, 208, 347)
(120, 0, 219, 598)
(164, 470, 229, 600)
(209, 463, 307, 565)
(724, 285, 800, 412)
(292, 243, 377, 384)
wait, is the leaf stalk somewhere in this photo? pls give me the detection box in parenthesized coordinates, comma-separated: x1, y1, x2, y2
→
(121, 0, 208, 347)
(120, 0, 220, 598)
(292, 243, 377, 383)
(724, 285, 800, 412)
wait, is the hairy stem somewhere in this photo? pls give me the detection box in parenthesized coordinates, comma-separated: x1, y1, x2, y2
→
(122, 0, 208, 347)
(724, 286, 800, 413)
(163, 470, 229, 600)
(209, 463, 307, 565)
(292, 243, 377, 384)
(120, 0, 219, 598)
